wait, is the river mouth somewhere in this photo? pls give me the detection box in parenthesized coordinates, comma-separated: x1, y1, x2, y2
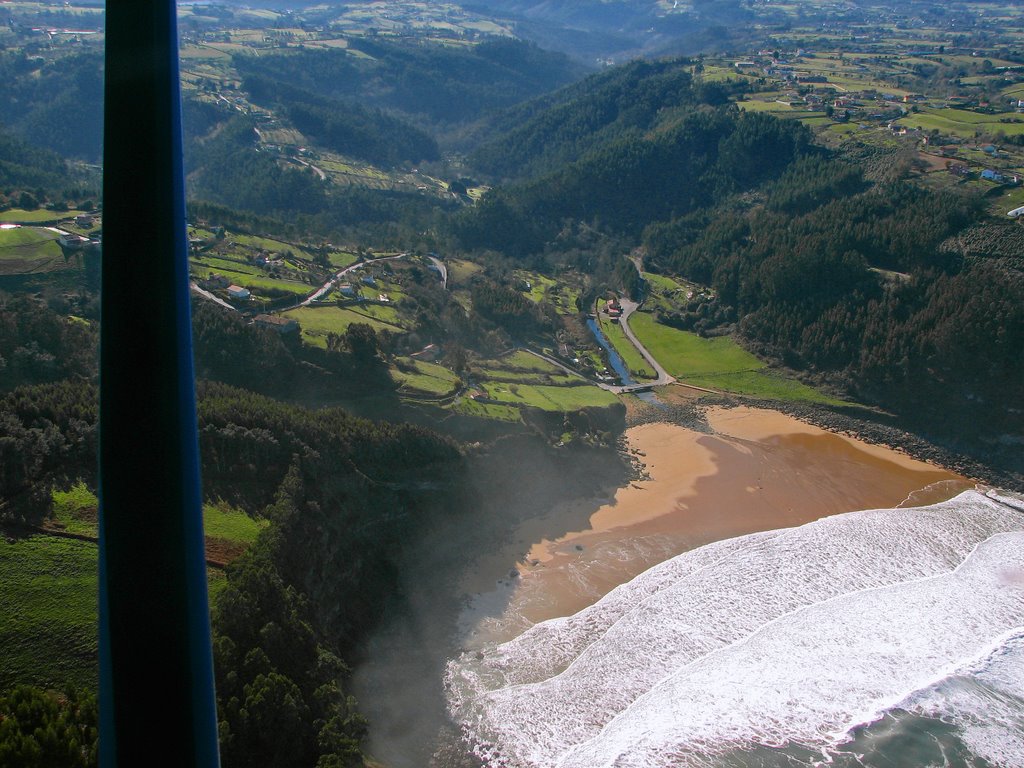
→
(351, 406, 972, 767)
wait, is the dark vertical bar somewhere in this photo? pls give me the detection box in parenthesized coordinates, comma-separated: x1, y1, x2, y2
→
(99, 3, 219, 766)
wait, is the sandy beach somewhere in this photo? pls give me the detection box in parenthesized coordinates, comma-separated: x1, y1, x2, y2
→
(464, 405, 970, 643)
(352, 405, 973, 766)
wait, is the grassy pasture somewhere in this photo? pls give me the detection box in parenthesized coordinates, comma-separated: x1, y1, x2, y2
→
(497, 350, 559, 372)
(479, 381, 618, 411)
(231, 233, 300, 253)
(392, 359, 461, 396)
(0, 226, 67, 273)
(283, 305, 398, 347)
(0, 491, 263, 691)
(628, 312, 842, 404)
(0, 535, 97, 691)
(897, 108, 1024, 138)
(345, 303, 403, 327)
(0, 209, 84, 224)
(450, 398, 521, 422)
(203, 500, 267, 545)
(329, 251, 359, 269)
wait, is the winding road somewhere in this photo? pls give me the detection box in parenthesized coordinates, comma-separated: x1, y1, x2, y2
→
(300, 253, 407, 307)
(427, 255, 448, 290)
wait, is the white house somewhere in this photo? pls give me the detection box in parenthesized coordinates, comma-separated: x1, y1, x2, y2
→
(227, 285, 251, 301)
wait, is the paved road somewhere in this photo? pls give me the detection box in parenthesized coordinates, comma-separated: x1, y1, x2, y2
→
(299, 253, 407, 307)
(427, 255, 447, 290)
(616, 298, 675, 388)
(190, 282, 236, 311)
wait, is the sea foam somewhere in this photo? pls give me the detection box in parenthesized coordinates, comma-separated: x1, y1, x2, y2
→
(447, 490, 1024, 767)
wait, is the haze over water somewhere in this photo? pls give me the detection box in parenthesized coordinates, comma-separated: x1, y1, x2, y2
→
(442, 409, 1023, 767)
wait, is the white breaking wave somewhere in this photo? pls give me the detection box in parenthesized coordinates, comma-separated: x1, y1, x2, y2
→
(899, 628, 1024, 768)
(446, 490, 1024, 767)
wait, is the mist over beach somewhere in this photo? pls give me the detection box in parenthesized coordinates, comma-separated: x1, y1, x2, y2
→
(350, 406, 1013, 768)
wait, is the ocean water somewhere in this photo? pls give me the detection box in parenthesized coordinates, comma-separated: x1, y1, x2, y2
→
(446, 490, 1024, 767)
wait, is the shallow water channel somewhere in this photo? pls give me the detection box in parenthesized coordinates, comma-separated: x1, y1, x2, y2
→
(585, 316, 634, 386)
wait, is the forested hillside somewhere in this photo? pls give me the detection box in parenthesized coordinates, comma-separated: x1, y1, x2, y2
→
(456, 106, 812, 253)
(643, 156, 1023, 440)
(0, 51, 103, 161)
(232, 38, 587, 128)
(467, 58, 716, 178)
(242, 76, 439, 167)
(0, 369, 469, 767)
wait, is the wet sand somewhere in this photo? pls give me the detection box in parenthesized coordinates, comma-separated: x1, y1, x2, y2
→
(463, 406, 970, 644)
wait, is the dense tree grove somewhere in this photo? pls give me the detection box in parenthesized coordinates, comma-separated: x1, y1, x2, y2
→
(0, 686, 98, 768)
(0, 127, 75, 192)
(0, 298, 98, 392)
(468, 58, 711, 180)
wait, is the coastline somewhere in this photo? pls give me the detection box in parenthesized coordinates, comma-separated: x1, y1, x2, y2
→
(460, 403, 971, 645)
(353, 400, 979, 767)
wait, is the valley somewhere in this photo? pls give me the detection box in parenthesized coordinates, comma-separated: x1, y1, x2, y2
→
(0, 1, 1023, 767)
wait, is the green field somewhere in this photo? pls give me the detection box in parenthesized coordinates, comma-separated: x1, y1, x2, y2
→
(897, 108, 1024, 138)
(1, 497, 259, 691)
(283, 305, 400, 347)
(51, 482, 99, 537)
(0, 209, 84, 224)
(0, 226, 62, 257)
(598, 308, 655, 379)
(479, 381, 618, 411)
(450, 397, 521, 422)
(0, 535, 98, 691)
(231, 233, 301, 254)
(628, 313, 843, 404)
(0, 226, 66, 274)
(493, 350, 559, 373)
(51, 484, 266, 546)
(993, 185, 1024, 215)
(192, 255, 313, 297)
(642, 271, 694, 313)
(392, 359, 461, 396)
(202, 500, 268, 545)
(329, 251, 359, 269)
(346, 302, 403, 326)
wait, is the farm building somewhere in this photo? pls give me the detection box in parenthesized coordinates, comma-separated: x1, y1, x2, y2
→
(205, 273, 229, 289)
(338, 283, 356, 297)
(227, 285, 250, 301)
(58, 233, 89, 249)
(254, 314, 298, 334)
